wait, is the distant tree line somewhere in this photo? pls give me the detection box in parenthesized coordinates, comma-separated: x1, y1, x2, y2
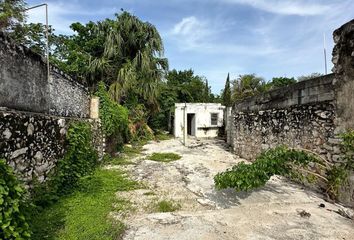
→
(221, 72, 323, 107)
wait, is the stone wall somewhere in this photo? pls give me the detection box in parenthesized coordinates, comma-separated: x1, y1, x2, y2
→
(228, 19, 354, 206)
(0, 32, 90, 118)
(0, 109, 104, 185)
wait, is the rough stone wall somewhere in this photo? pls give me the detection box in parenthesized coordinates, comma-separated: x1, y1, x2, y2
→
(332, 19, 354, 206)
(231, 103, 337, 162)
(49, 69, 90, 118)
(229, 19, 354, 206)
(0, 110, 104, 185)
(0, 32, 90, 118)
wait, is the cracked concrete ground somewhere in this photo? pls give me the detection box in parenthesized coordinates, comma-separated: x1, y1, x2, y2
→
(114, 138, 354, 240)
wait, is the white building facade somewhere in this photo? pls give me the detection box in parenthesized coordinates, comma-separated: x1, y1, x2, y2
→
(174, 103, 225, 138)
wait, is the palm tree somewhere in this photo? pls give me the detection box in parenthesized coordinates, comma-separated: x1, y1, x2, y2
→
(90, 12, 168, 111)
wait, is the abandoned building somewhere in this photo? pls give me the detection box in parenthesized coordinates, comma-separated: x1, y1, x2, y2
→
(174, 103, 225, 138)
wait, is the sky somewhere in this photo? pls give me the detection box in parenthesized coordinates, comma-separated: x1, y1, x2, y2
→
(26, 0, 353, 94)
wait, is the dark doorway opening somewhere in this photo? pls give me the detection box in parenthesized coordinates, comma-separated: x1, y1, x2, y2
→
(187, 113, 195, 136)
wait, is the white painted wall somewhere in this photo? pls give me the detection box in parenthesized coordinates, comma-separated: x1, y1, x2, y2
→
(174, 103, 225, 138)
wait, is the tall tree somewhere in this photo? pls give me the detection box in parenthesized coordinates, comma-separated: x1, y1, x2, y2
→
(222, 73, 232, 107)
(0, 0, 26, 31)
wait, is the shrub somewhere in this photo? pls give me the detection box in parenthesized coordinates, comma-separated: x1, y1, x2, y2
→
(96, 82, 130, 153)
(0, 159, 31, 239)
(214, 146, 319, 191)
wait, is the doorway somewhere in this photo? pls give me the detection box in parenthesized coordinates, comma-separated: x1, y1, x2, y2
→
(187, 113, 196, 136)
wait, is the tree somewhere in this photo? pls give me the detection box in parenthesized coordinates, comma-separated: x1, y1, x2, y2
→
(297, 72, 323, 81)
(231, 74, 265, 102)
(222, 73, 232, 107)
(0, 0, 26, 31)
(93, 12, 168, 110)
(270, 77, 296, 88)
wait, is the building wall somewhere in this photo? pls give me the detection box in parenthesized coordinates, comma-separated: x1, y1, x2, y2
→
(228, 19, 354, 207)
(174, 103, 225, 138)
(0, 32, 90, 118)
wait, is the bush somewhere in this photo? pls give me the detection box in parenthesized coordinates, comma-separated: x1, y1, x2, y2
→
(0, 159, 31, 239)
(96, 82, 130, 153)
(214, 147, 319, 191)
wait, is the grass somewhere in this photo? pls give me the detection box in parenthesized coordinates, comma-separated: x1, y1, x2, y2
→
(148, 152, 182, 163)
(155, 200, 181, 213)
(106, 156, 135, 166)
(155, 133, 173, 141)
(30, 169, 139, 240)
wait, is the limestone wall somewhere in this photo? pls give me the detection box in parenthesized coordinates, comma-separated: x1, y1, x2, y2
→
(0, 109, 104, 185)
(0, 32, 90, 118)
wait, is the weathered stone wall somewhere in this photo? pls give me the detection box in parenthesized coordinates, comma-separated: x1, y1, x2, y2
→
(49, 69, 90, 118)
(228, 19, 354, 206)
(0, 109, 104, 185)
(0, 32, 90, 118)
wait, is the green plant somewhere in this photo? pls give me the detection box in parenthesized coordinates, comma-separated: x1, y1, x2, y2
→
(155, 200, 181, 212)
(214, 146, 320, 191)
(96, 82, 130, 154)
(326, 130, 354, 199)
(31, 168, 139, 240)
(31, 122, 98, 206)
(148, 152, 182, 163)
(0, 159, 31, 240)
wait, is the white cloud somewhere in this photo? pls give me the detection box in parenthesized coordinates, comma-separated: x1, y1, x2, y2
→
(169, 16, 281, 56)
(26, 1, 118, 34)
(222, 0, 332, 16)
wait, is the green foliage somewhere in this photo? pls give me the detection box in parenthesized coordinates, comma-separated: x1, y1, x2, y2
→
(96, 82, 130, 153)
(128, 104, 154, 142)
(31, 168, 139, 240)
(231, 74, 266, 103)
(31, 122, 98, 206)
(326, 130, 354, 199)
(0, 0, 26, 31)
(0, 159, 31, 240)
(214, 147, 318, 191)
(268, 77, 297, 89)
(155, 200, 181, 213)
(148, 152, 181, 163)
(222, 73, 232, 107)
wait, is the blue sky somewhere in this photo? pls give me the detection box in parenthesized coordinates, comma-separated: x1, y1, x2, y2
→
(26, 0, 353, 94)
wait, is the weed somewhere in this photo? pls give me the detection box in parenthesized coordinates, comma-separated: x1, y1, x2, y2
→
(155, 200, 181, 212)
(148, 152, 181, 163)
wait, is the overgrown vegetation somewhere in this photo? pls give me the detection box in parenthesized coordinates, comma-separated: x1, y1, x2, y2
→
(155, 200, 181, 213)
(214, 147, 320, 191)
(215, 131, 354, 201)
(96, 82, 130, 153)
(326, 130, 354, 199)
(0, 159, 31, 240)
(148, 152, 182, 163)
(30, 168, 139, 240)
(30, 122, 98, 206)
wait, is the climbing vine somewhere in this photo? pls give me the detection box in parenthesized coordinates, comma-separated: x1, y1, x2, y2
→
(95, 82, 130, 152)
(31, 121, 98, 206)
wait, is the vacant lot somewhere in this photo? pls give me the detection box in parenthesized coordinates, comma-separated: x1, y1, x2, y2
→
(109, 138, 354, 240)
